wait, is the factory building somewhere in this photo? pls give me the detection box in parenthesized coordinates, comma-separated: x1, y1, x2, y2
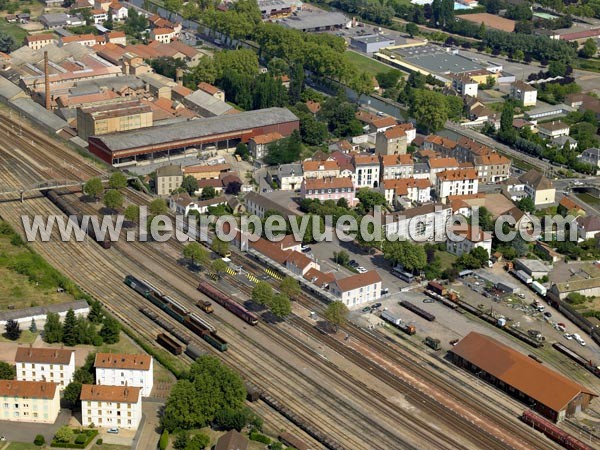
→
(88, 107, 299, 166)
(450, 332, 596, 422)
(76, 99, 153, 141)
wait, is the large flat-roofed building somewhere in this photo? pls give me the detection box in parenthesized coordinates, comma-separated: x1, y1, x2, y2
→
(88, 108, 299, 166)
(350, 34, 397, 54)
(0, 380, 60, 423)
(278, 11, 349, 32)
(15, 346, 75, 389)
(77, 99, 153, 141)
(258, 0, 301, 18)
(450, 332, 597, 422)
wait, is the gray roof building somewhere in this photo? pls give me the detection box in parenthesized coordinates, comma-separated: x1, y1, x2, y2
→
(514, 258, 552, 277)
(183, 89, 233, 117)
(0, 300, 89, 325)
(10, 97, 68, 132)
(0, 76, 27, 102)
(278, 11, 348, 32)
(350, 34, 398, 53)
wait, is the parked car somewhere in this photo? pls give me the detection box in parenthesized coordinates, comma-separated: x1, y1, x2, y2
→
(362, 306, 371, 313)
(423, 298, 434, 303)
(357, 267, 368, 273)
(564, 333, 573, 340)
(301, 247, 312, 253)
(107, 428, 119, 434)
(543, 312, 552, 318)
(348, 260, 358, 267)
(381, 288, 389, 295)
(372, 302, 382, 309)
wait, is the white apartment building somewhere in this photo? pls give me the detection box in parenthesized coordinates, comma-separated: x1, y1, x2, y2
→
(94, 353, 153, 397)
(381, 178, 431, 205)
(150, 27, 176, 43)
(510, 80, 537, 107)
(353, 155, 380, 188)
(451, 74, 478, 97)
(427, 157, 460, 184)
(24, 34, 55, 50)
(0, 380, 60, 423)
(15, 346, 75, 390)
(302, 160, 340, 179)
(330, 271, 382, 308)
(537, 121, 570, 139)
(384, 203, 452, 242)
(80, 384, 142, 429)
(446, 225, 492, 257)
(436, 168, 479, 203)
(380, 154, 414, 180)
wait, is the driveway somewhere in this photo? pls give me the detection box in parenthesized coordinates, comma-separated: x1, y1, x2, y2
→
(0, 409, 71, 444)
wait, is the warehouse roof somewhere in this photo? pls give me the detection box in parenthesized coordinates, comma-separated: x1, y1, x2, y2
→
(91, 108, 297, 152)
(351, 34, 396, 44)
(279, 11, 348, 30)
(10, 98, 68, 132)
(0, 76, 25, 101)
(183, 89, 233, 116)
(451, 332, 596, 411)
(515, 258, 551, 274)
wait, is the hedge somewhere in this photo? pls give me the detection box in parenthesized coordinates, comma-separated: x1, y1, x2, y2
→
(249, 431, 271, 444)
(51, 430, 98, 448)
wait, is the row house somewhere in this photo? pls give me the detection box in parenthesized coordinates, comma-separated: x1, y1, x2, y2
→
(330, 271, 382, 308)
(384, 203, 452, 242)
(474, 153, 511, 183)
(301, 177, 355, 205)
(81, 385, 142, 429)
(15, 346, 75, 389)
(94, 353, 153, 397)
(0, 380, 60, 424)
(381, 178, 431, 205)
(447, 225, 492, 257)
(286, 251, 319, 276)
(375, 124, 414, 156)
(436, 168, 479, 203)
(453, 137, 492, 163)
(151, 28, 177, 44)
(423, 135, 458, 155)
(302, 160, 340, 179)
(380, 154, 414, 180)
(427, 157, 460, 184)
(353, 155, 380, 188)
(24, 34, 55, 50)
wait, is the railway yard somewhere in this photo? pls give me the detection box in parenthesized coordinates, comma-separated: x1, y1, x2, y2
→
(0, 107, 598, 449)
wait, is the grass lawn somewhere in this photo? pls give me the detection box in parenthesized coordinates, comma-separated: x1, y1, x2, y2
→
(0, 21, 27, 46)
(90, 444, 131, 450)
(0, 330, 38, 344)
(436, 250, 457, 271)
(6, 443, 41, 450)
(345, 50, 396, 76)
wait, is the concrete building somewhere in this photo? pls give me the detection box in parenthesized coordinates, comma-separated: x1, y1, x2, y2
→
(350, 34, 396, 54)
(330, 271, 382, 308)
(514, 259, 552, 279)
(77, 99, 153, 141)
(510, 81, 537, 107)
(384, 203, 452, 241)
(0, 380, 60, 423)
(301, 177, 355, 204)
(473, 153, 511, 184)
(94, 353, 153, 397)
(155, 165, 183, 196)
(354, 155, 380, 188)
(548, 278, 600, 302)
(375, 125, 408, 156)
(40, 13, 84, 29)
(580, 148, 600, 174)
(0, 300, 89, 327)
(278, 11, 349, 32)
(380, 154, 414, 180)
(450, 74, 478, 97)
(436, 168, 479, 202)
(267, 163, 303, 190)
(151, 28, 176, 43)
(381, 178, 431, 205)
(197, 82, 225, 102)
(248, 132, 284, 160)
(519, 170, 555, 206)
(537, 121, 570, 139)
(24, 34, 55, 50)
(447, 225, 492, 257)
(450, 332, 596, 422)
(302, 160, 340, 179)
(80, 384, 142, 429)
(15, 346, 75, 390)
(258, 0, 301, 18)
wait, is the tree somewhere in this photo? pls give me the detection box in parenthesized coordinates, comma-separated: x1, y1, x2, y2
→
(183, 242, 210, 267)
(211, 258, 228, 277)
(470, 247, 489, 267)
(579, 38, 598, 58)
(252, 281, 273, 306)
(4, 319, 20, 341)
(356, 189, 387, 212)
(108, 172, 127, 190)
(477, 207, 494, 231)
(225, 181, 242, 195)
(498, 101, 516, 144)
(234, 143, 249, 161)
(0, 361, 15, 380)
(280, 276, 301, 300)
(265, 131, 303, 165)
(161, 356, 246, 431)
(513, 49, 525, 62)
(0, 31, 16, 53)
(83, 177, 104, 200)
(88, 300, 104, 324)
(200, 186, 216, 200)
(159, 430, 169, 450)
(185, 433, 210, 450)
(211, 236, 229, 257)
(55, 426, 74, 443)
(270, 293, 292, 318)
(150, 198, 168, 216)
(333, 250, 350, 266)
(548, 60, 567, 77)
(405, 22, 419, 38)
(517, 196, 536, 213)
(383, 241, 427, 273)
(43, 312, 63, 343)
(288, 64, 304, 105)
(29, 318, 37, 333)
(99, 316, 120, 344)
(62, 309, 77, 346)
(63, 382, 82, 409)
(324, 301, 349, 332)
(181, 176, 199, 195)
(409, 89, 449, 132)
(124, 205, 140, 223)
(214, 407, 251, 431)
(103, 189, 124, 211)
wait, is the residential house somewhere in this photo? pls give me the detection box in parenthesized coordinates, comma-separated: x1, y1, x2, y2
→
(473, 153, 511, 183)
(15, 346, 75, 390)
(577, 216, 600, 240)
(558, 196, 585, 217)
(380, 154, 414, 180)
(302, 160, 340, 179)
(109, 2, 128, 21)
(151, 28, 176, 43)
(384, 203, 452, 241)
(510, 80, 537, 107)
(94, 353, 153, 397)
(552, 135, 577, 150)
(381, 178, 431, 205)
(248, 132, 284, 160)
(580, 148, 600, 174)
(301, 177, 355, 205)
(451, 73, 478, 97)
(355, 111, 397, 133)
(155, 165, 183, 196)
(91, 9, 108, 24)
(330, 271, 382, 308)
(519, 170, 555, 206)
(170, 193, 227, 216)
(423, 135, 458, 155)
(80, 385, 142, 429)
(0, 380, 60, 423)
(197, 82, 225, 102)
(267, 163, 303, 191)
(427, 157, 460, 184)
(24, 34, 55, 50)
(447, 225, 492, 257)
(60, 34, 98, 47)
(453, 137, 492, 163)
(375, 125, 408, 156)
(436, 168, 479, 203)
(537, 121, 570, 139)
(502, 176, 528, 202)
(353, 154, 380, 188)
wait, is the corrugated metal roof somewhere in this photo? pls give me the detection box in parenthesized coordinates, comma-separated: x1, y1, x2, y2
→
(0, 300, 89, 322)
(9, 97, 68, 132)
(0, 75, 25, 101)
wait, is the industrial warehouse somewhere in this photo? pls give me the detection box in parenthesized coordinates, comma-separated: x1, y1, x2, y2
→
(450, 332, 597, 422)
(88, 107, 299, 166)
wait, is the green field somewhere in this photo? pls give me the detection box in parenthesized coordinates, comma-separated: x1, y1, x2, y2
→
(345, 50, 396, 76)
(0, 21, 27, 46)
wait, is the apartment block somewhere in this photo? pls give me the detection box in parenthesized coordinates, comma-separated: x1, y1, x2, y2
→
(15, 346, 75, 389)
(0, 380, 60, 423)
(94, 353, 153, 397)
(80, 384, 142, 429)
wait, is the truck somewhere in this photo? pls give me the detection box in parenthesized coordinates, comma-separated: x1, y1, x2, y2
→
(531, 281, 547, 297)
(515, 270, 533, 285)
(381, 310, 402, 326)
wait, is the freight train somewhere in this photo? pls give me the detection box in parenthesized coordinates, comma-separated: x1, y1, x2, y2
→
(552, 343, 600, 379)
(197, 282, 259, 326)
(399, 300, 435, 322)
(380, 311, 416, 335)
(156, 333, 183, 355)
(45, 189, 111, 248)
(125, 275, 228, 352)
(520, 410, 595, 450)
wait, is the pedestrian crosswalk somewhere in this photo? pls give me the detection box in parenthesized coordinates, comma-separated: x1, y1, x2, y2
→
(225, 267, 237, 276)
(246, 273, 260, 284)
(265, 268, 282, 280)
(206, 272, 218, 281)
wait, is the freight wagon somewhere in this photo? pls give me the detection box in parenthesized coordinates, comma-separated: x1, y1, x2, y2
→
(185, 344, 208, 361)
(156, 333, 183, 355)
(399, 300, 435, 322)
(514, 270, 533, 285)
(279, 432, 309, 450)
(183, 313, 228, 352)
(531, 281, 547, 297)
(552, 343, 600, 378)
(380, 311, 416, 335)
(424, 336, 441, 350)
(140, 308, 192, 344)
(124, 275, 190, 323)
(197, 282, 259, 325)
(45, 189, 111, 249)
(520, 410, 595, 450)
(245, 382, 261, 402)
(427, 281, 447, 296)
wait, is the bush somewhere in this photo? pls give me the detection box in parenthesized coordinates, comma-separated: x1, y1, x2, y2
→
(34, 435, 46, 446)
(249, 431, 271, 444)
(159, 430, 169, 450)
(96, 438, 103, 445)
(75, 434, 87, 445)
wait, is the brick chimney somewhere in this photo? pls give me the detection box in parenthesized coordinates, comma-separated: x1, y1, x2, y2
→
(44, 51, 51, 110)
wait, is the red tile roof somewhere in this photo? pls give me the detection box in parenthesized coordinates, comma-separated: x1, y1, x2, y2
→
(0, 380, 58, 399)
(25, 34, 54, 43)
(15, 347, 73, 365)
(251, 132, 283, 145)
(197, 82, 221, 95)
(383, 125, 407, 139)
(304, 176, 353, 190)
(437, 168, 478, 181)
(304, 268, 335, 287)
(94, 353, 152, 371)
(80, 384, 141, 403)
(302, 160, 339, 172)
(380, 154, 413, 166)
(371, 116, 397, 129)
(334, 271, 382, 292)
(306, 100, 321, 114)
(428, 157, 459, 169)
